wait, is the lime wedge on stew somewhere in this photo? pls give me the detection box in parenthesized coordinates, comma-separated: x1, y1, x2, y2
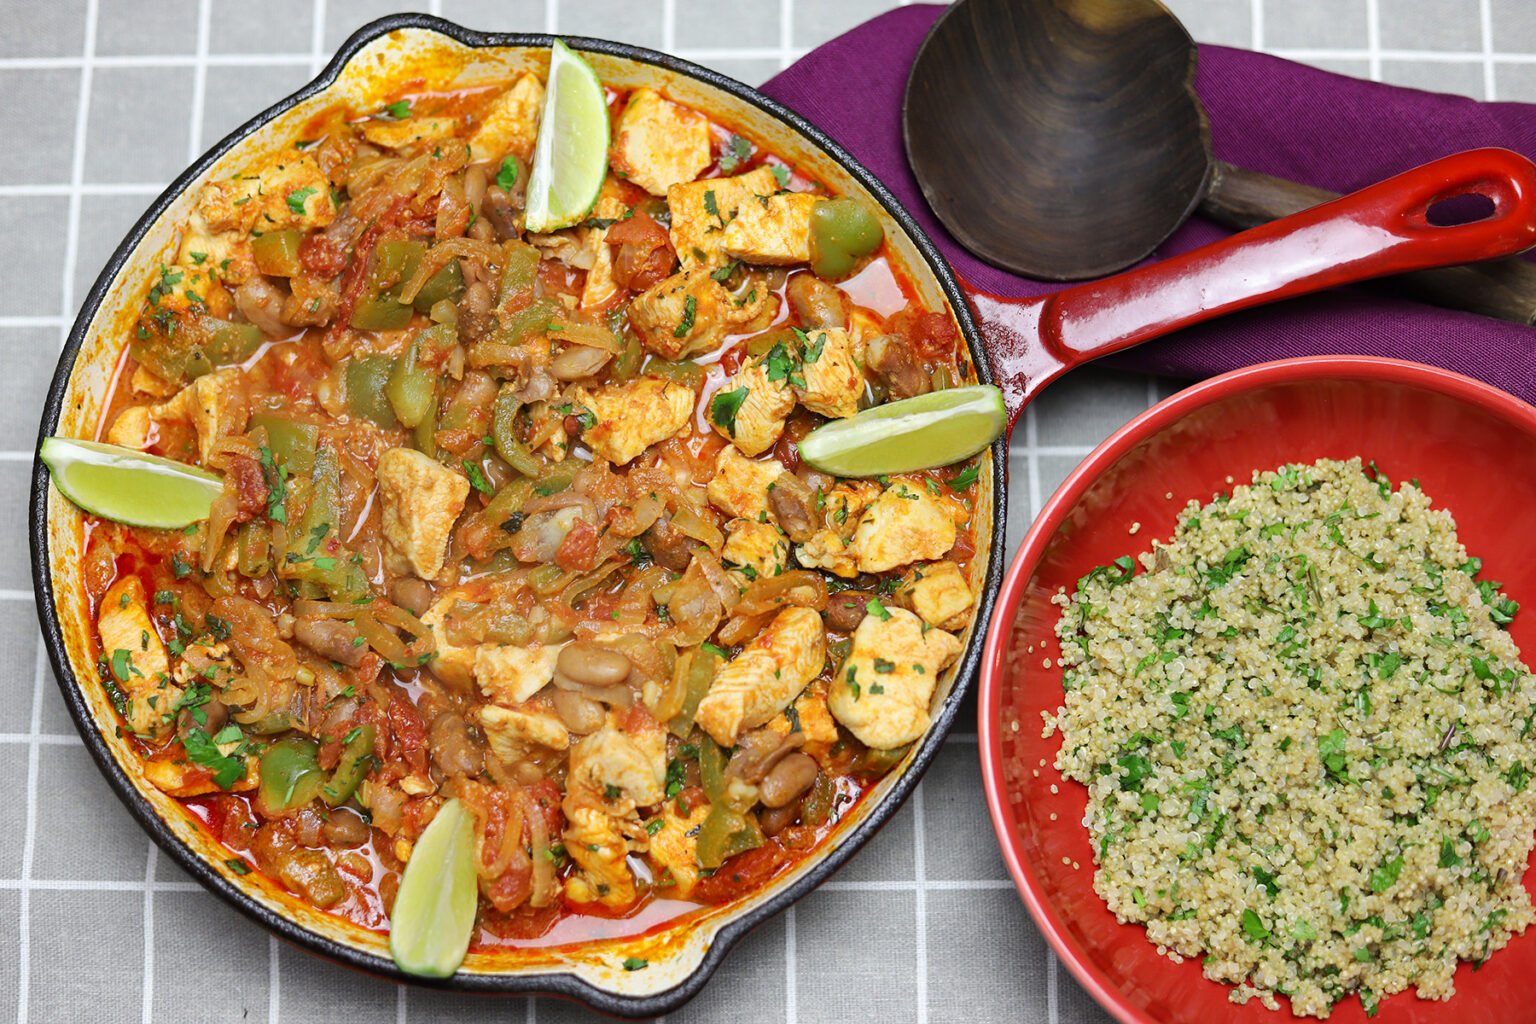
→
(40, 437, 223, 530)
(389, 797, 478, 978)
(797, 384, 1006, 476)
(524, 39, 609, 233)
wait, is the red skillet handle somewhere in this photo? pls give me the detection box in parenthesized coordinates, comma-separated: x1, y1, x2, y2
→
(1034, 147, 1536, 366)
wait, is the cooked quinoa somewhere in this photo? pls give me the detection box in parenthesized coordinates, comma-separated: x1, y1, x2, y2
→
(1050, 457, 1536, 1018)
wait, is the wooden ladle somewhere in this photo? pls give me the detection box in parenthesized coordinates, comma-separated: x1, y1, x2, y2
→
(902, 0, 1536, 324)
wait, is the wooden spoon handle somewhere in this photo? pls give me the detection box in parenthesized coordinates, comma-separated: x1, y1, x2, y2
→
(1204, 159, 1536, 325)
(1043, 148, 1536, 362)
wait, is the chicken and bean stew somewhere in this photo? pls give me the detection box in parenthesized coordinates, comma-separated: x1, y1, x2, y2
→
(81, 57, 983, 948)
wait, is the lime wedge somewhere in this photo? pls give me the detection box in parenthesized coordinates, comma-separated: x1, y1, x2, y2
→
(524, 40, 609, 234)
(797, 384, 1006, 476)
(40, 437, 224, 530)
(389, 797, 478, 978)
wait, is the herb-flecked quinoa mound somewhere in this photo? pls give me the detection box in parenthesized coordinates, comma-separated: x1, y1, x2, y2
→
(1048, 457, 1536, 1018)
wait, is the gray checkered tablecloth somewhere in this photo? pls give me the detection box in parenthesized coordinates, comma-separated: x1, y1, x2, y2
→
(7, 1, 1536, 1021)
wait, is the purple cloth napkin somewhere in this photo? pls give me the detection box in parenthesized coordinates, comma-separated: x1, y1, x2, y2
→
(761, 5, 1536, 403)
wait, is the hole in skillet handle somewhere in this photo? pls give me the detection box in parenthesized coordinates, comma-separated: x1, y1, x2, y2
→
(1427, 192, 1497, 225)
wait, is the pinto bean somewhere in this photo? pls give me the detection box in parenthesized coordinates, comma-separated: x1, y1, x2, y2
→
(641, 516, 695, 571)
(391, 578, 435, 616)
(769, 471, 817, 543)
(759, 799, 802, 837)
(457, 280, 495, 342)
(557, 641, 632, 686)
(786, 272, 851, 329)
(759, 753, 819, 809)
(550, 344, 613, 381)
(428, 711, 483, 777)
(292, 617, 366, 667)
(176, 698, 228, 743)
(321, 807, 371, 847)
(551, 688, 606, 735)
(823, 589, 875, 633)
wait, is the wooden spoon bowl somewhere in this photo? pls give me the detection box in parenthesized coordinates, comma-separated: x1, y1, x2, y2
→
(902, 0, 1212, 280)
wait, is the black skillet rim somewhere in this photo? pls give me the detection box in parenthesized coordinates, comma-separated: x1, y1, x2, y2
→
(28, 12, 1009, 1017)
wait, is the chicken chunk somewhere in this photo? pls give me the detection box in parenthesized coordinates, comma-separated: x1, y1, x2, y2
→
(696, 606, 826, 747)
(710, 357, 794, 457)
(722, 190, 818, 265)
(177, 209, 256, 289)
(629, 264, 776, 361)
(562, 720, 667, 908)
(822, 481, 883, 536)
(359, 115, 458, 151)
(187, 368, 251, 460)
(419, 595, 477, 690)
(645, 799, 711, 897)
(669, 166, 778, 271)
(722, 519, 789, 580)
(99, 577, 178, 740)
(476, 642, 564, 706)
(610, 88, 713, 197)
(827, 606, 962, 749)
(706, 445, 785, 522)
(376, 448, 471, 579)
(792, 327, 864, 419)
(569, 721, 668, 810)
(897, 560, 974, 632)
(850, 481, 957, 573)
(768, 685, 841, 765)
(479, 704, 571, 764)
(572, 377, 694, 465)
(106, 367, 249, 462)
(578, 180, 630, 310)
(196, 154, 336, 234)
(142, 755, 258, 797)
(562, 802, 637, 908)
(466, 73, 544, 165)
(794, 530, 858, 579)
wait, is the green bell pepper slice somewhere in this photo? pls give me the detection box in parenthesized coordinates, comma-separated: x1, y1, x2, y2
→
(256, 736, 327, 816)
(322, 724, 377, 806)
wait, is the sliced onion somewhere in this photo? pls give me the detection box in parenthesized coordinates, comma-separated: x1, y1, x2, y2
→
(670, 505, 724, 554)
(353, 610, 409, 665)
(616, 564, 671, 624)
(516, 787, 556, 908)
(399, 237, 502, 303)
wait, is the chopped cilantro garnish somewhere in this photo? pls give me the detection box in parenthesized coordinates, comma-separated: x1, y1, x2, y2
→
(709, 386, 749, 435)
(285, 186, 317, 216)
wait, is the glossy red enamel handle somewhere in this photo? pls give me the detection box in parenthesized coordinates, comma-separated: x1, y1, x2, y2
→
(970, 147, 1536, 428)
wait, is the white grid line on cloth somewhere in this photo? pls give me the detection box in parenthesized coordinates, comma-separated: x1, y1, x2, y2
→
(546, 0, 558, 34)
(20, 0, 100, 1020)
(0, 733, 81, 746)
(913, 781, 929, 1024)
(1025, 405, 1044, 522)
(15, 642, 48, 1024)
(1366, 0, 1383, 81)
(8, 45, 1536, 72)
(1481, 0, 1498, 100)
(0, 316, 68, 328)
(187, 0, 213, 162)
(1251, 0, 1264, 51)
(0, 878, 201, 893)
(268, 934, 281, 1024)
(140, 842, 158, 1024)
(0, 182, 166, 196)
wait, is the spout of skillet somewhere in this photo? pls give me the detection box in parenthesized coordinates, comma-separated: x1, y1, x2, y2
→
(963, 288, 1057, 434)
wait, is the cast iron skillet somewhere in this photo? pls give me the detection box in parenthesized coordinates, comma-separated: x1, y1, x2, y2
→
(28, 12, 1536, 1016)
(27, 14, 1006, 1016)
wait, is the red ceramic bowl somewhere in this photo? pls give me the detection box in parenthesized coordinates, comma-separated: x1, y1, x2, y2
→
(979, 355, 1536, 1024)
